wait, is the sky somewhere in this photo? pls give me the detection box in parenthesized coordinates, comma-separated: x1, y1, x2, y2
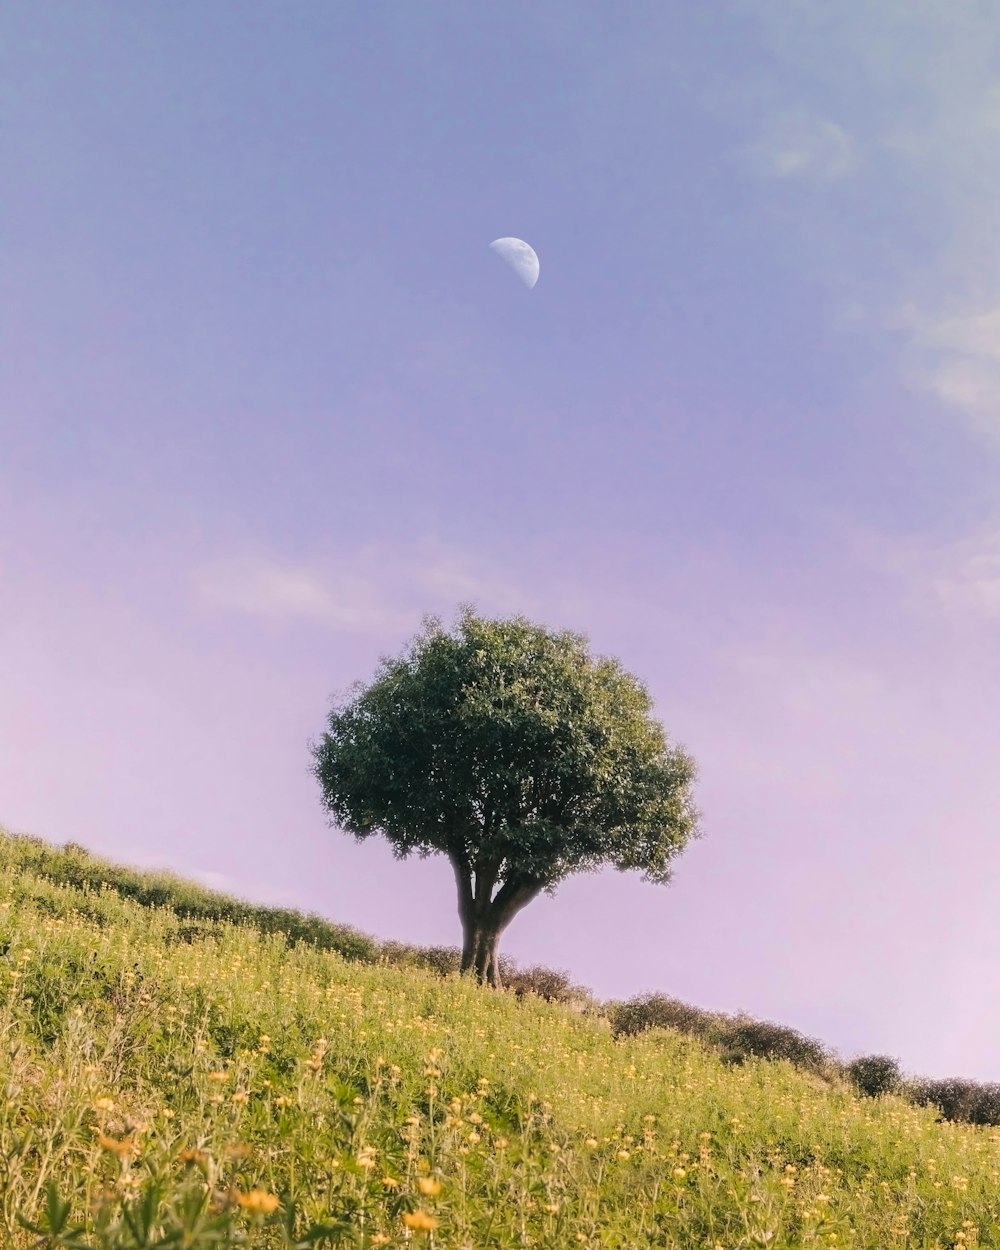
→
(5, 1, 1000, 1084)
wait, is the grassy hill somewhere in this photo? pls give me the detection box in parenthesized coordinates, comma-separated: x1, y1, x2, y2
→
(2, 825, 1000, 1248)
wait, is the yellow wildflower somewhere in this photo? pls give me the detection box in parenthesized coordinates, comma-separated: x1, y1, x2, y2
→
(236, 1189, 280, 1214)
(98, 1133, 137, 1158)
(93, 1098, 115, 1112)
(402, 1210, 439, 1232)
(418, 1177, 442, 1197)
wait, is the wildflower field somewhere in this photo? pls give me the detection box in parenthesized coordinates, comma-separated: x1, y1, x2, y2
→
(2, 830, 1000, 1248)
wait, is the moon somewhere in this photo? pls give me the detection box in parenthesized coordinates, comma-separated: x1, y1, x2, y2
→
(489, 237, 539, 289)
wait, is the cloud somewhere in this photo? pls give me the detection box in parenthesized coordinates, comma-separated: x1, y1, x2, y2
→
(894, 301, 1000, 438)
(831, 510, 1000, 626)
(922, 358, 1000, 426)
(190, 538, 541, 634)
(727, 2, 1000, 436)
(743, 111, 858, 181)
(191, 555, 407, 632)
(912, 305, 1000, 363)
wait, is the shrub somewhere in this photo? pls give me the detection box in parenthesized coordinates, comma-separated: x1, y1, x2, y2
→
(902, 1076, 1000, 1126)
(413, 946, 462, 977)
(965, 1082, 1000, 1125)
(710, 1012, 834, 1075)
(503, 964, 590, 1005)
(563, 987, 604, 1015)
(376, 940, 424, 968)
(608, 993, 724, 1043)
(844, 1054, 904, 1099)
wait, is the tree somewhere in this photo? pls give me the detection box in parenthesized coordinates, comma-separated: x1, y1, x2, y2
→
(310, 604, 704, 988)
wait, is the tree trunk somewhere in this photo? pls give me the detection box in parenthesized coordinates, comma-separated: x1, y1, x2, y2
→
(485, 931, 503, 988)
(450, 852, 541, 989)
(460, 927, 475, 973)
(469, 923, 503, 987)
(451, 851, 477, 974)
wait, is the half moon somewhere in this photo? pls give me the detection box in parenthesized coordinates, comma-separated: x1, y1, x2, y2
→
(489, 237, 539, 289)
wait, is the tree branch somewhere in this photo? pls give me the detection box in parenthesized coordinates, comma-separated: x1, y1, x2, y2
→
(488, 874, 543, 937)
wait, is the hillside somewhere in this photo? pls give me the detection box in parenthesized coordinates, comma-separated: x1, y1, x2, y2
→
(2, 825, 1000, 1248)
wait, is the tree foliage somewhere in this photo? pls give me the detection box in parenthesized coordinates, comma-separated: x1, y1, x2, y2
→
(311, 604, 703, 984)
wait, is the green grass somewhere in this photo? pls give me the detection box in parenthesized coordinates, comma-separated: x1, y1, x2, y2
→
(1, 824, 999, 1248)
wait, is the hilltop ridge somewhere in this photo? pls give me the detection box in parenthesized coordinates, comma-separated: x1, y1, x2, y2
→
(3, 821, 1000, 1246)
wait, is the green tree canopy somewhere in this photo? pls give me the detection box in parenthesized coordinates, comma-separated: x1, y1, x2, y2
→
(311, 604, 704, 986)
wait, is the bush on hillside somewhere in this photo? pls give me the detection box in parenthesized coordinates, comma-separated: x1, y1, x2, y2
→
(414, 946, 463, 977)
(376, 940, 424, 968)
(902, 1076, 1000, 1126)
(372, 940, 598, 1009)
(608, 993, 725, 1042)
(503, 963, 594, 1006)
(964, 1082, 1000, 1125)
(377, 942, 464, 978)
(844, 1054, 905, 1099)
(711, 1013, 834, 1075)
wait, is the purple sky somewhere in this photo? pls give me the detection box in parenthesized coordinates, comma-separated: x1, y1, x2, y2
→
(6, 3, 1000, 1082)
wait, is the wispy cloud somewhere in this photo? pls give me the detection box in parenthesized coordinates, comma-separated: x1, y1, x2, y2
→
(731, 1, 1000, 437)
(743, 111, 858, 181)
(833, 511, 1000, 626)
(896, 301, 1000, 439)
(191, 555, 406, 632)
(190, 538, 541, 634)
